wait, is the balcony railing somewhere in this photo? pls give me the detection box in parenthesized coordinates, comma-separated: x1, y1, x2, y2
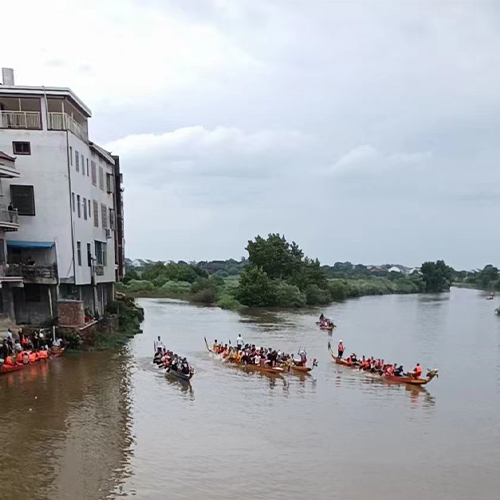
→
(0, 208, 19, 228)
(48, 112, 88, 142)
(7, 263, 58, 282)
(0, 111, 41, 130)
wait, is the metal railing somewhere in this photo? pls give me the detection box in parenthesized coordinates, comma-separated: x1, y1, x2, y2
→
(0, 111, 41, 130)
(48, 112, 88, 142)
(0, 208, 19, 225)
(7, 263, 58, 281)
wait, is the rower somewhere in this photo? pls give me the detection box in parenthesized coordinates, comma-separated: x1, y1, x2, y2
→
(395, 365, 404, 377)
(337, 340, 344, 359)
(412, 363, 423, 379)
(213, 339, 218, 351)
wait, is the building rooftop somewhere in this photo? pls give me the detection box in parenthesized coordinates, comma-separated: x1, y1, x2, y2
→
(0, 84, 92, 117)
(0, 151, 16, 162)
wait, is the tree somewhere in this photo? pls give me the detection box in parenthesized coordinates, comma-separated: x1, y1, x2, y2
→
(420, 260, 453, 292)
(236, 266, 276, 307)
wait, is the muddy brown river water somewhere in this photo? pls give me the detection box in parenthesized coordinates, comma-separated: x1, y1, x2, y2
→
(1, 287, 500, 500)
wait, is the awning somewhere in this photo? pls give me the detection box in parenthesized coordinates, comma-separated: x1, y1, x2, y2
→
(7, 240, 54, 249)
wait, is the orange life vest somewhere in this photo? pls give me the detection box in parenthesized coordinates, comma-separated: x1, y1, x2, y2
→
(29, 352, 37, 363)
(39, 350, 48, 359)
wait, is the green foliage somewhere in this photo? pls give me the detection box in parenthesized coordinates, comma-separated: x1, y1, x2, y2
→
(275, 281, 307, 307)
(305, 284, 332, 305)
(236, 266, 277, 307)
(126, 280, 155, 292)
(122, 268, 140, 284)
(142, 261, 208, 284)
(160, 280, 191, 296)
(191, 288, 217, 304)
(328, 280, 347, 301)
(420, 260, 453, 292)
(216, 295, 243, 310)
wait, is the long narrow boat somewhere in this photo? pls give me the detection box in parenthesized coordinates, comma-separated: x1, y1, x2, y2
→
(316, 321, 334, 332)
(204, 338, 285, 376)
(327, 342, 438, 386)
(0, 347, 65, 377)
(165, 367, 194, 381)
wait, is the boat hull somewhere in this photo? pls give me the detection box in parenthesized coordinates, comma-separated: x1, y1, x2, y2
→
(166, 368, 193, 381)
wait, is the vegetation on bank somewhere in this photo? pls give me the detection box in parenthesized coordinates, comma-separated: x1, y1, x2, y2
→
(121, 234, 478, 310)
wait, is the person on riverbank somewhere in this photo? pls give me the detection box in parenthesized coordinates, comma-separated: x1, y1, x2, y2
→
(338, 340, 344, 359)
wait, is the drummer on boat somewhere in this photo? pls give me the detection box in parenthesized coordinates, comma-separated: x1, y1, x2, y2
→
(337, 340, 344, 359)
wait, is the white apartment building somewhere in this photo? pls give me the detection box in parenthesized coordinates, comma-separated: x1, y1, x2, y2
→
(0, 68, 124, 325)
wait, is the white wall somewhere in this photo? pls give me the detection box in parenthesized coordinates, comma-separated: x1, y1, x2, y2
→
(0, 129, 74, 282)
(67, 135, 116, 285)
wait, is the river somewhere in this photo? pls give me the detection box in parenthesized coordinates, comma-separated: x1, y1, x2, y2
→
(1, 287, 500, 500)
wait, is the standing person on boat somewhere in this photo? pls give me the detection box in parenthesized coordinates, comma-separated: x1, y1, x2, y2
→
(319, 313, 324, 322)
(236, 334, 244, 349)
(337, 340, 344, 359)
(154, 336, 164, 353)
(411, 363, 423, 379)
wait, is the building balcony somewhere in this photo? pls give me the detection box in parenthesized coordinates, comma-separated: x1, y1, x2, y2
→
(0, 208, 19, 231)
(0, 110, 41, 130)
(48, 112, 88, 142)
(6, 263, 58, 285)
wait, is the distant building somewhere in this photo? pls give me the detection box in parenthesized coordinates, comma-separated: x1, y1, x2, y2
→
(0, 68, 124, 324)
(388, 266, 403, 273)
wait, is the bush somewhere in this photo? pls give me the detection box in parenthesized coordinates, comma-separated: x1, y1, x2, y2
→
(305, 284, 331, 306)
(126, 280, 155, 292)
(328, 280, 347, 301)
(152, 276, 169, 287)
(191, 288, 216, 304)
(236, 266, 277, 307)
(217, 295, 243, 310)
(275, 281, 306, 307)
(160, 280, 191, 296)
(191, 278, 214, 294)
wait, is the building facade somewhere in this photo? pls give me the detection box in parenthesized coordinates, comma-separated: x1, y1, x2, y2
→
(0, 68, 124, 325)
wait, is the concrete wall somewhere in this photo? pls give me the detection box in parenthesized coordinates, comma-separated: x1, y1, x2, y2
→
(13, 284, 54, 325)
(0, 128, 74, 283)
(68, 135, 116, 286)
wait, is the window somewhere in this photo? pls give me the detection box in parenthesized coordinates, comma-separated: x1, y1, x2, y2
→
(109, 208, 115, 230)
(10, 185, 35, 216)
(93, 200, 99, 227)
(13, 142, 31, 155)
(83, 197, 87, 220)
(95, 241, 107, 266)
(72, 192, 75, 212)
(101, 203, 108, 229)
(81, 154, 85, 175)
(86, 158, 89, 177)
(77, 241, 82, 266)
(106, 173, 113, 194)
(75, 150, 79, 172)
(91, 161, 97, 186)
(87, 243, 92, 267)
(98, 167, 104, 190)
(88, 199, 91, 217)
(77, 194, 81, 218)
(70, 146, 73, 165)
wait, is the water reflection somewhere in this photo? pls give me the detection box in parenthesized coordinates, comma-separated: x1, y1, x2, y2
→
(165, 377, 195, 399)
(0, 352, 133, 500)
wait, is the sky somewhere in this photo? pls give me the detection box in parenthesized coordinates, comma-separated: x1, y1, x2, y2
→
(1, 0, 499, 270)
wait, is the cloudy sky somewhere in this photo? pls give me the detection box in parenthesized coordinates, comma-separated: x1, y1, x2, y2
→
(2, 0, 499, 269)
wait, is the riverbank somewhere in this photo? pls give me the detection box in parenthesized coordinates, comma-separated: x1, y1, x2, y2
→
(117, 275, 425, 311)
(60, 296, 145, 351)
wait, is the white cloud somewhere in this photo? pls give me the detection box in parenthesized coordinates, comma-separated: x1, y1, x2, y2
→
(329, 145, 432, 177)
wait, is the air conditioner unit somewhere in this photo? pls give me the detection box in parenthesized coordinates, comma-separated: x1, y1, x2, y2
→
(105, 228, 111, 239)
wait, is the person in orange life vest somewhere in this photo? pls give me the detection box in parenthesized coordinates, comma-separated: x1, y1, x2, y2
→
(412, 363, 423, 378)
(337, 340, 344, 359)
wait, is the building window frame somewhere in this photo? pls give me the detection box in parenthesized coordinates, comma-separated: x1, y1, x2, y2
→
(77, 241, 82, 266)
(12, 141, 31, 155)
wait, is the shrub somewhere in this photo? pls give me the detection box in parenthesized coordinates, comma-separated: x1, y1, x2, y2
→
(217, 295, 243, 310)
(126, 280, 155, 292)
(160, 280, 191, 296)
(191, 288, 216, 304)
(328, 280, 347, 301)
(305, 284, 332, 306)
(236, 266, 277, 307)
(275, 281, 307, 307)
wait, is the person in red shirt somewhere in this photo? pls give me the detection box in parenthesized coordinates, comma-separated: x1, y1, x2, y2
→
(412, 363, 423, 378)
